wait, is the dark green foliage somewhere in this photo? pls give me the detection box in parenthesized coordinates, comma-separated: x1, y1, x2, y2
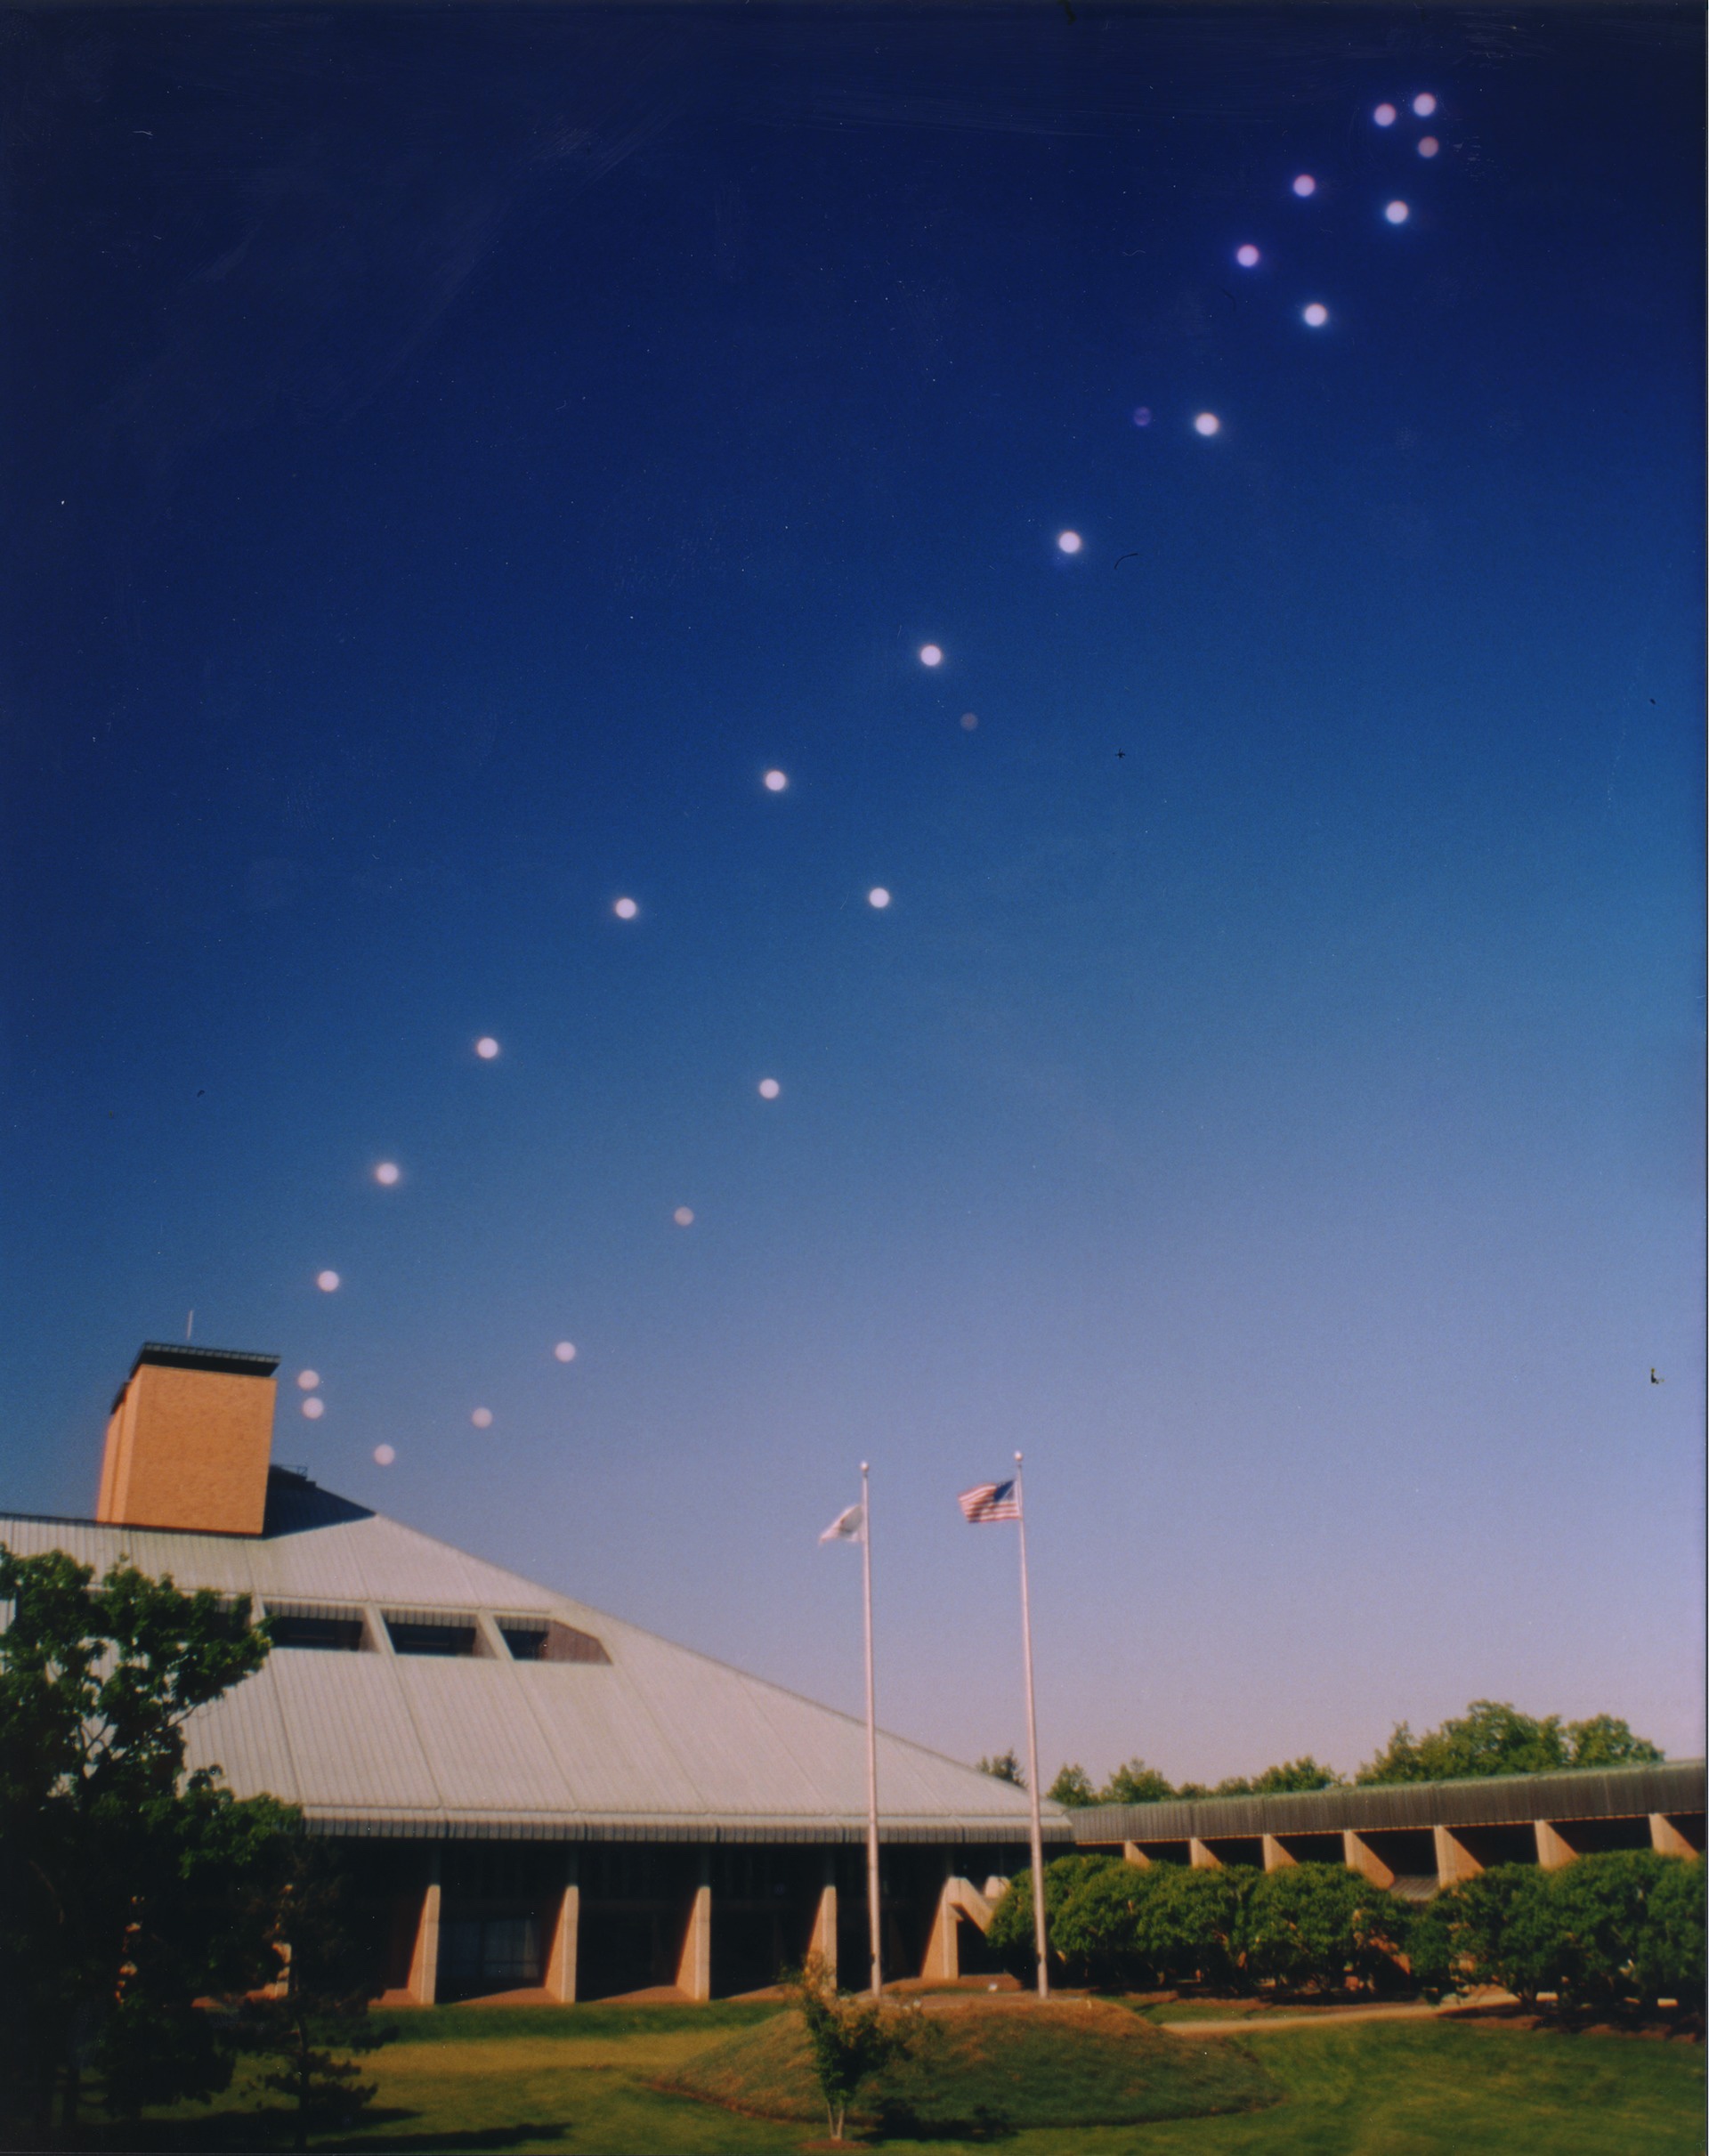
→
(975, 1747, 1025, 1787)
(780, 1953, 911, 2141)
(1102, 1757, 1176, 1804)
(1133, 1866, 1251, 1990)
(1412, 1852, 1704, 2015)
(1241, 1864, 1411, 1995)
(1357, 1700, 1663, 1785)
(235, 1836, 395, 2152)
(1221, 1757, 1345, 1795)
(0, 1544, 285, 2133)
(1046, 1762, 1098, 1806)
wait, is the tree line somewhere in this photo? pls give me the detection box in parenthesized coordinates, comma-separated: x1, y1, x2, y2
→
(977, 1698, 1664, 1807)
(984, 1849, 1705, 2016)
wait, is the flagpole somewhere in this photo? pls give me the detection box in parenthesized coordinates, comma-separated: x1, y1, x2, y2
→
(860, 1461, 882, 1999)
(1014, 1450, 1049, 1999)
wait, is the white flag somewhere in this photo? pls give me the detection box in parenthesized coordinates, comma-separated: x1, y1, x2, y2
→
(819, 1503, 864, 1543)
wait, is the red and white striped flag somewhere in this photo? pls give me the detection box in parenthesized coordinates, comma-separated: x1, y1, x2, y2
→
(958, 1478, 1020, 1524)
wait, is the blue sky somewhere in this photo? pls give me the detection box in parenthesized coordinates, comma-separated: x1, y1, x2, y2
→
(2, 4, 1702, 1783)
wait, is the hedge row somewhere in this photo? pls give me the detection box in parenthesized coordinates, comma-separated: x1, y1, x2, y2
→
(982, 1850, 1705, 2008)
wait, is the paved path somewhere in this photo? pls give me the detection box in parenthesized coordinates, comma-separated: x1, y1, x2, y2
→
(1161, 2000, 1469, 2037)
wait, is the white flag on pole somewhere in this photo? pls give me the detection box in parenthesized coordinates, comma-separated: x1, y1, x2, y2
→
(819, 1503, 865, 1543)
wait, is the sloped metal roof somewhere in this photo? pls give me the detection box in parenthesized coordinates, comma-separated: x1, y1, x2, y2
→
(0, 1473, 1067, 1846)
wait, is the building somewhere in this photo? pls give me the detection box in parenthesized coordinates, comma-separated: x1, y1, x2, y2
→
(2, 1341, 1068, 2004)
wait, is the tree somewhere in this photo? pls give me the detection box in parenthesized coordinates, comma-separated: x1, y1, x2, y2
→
(782, 1953, 911, 2143)
(0, 1544, 283, 2133)
(1101, 1759, 1175, 1804)
(1046, 1763, 1098, 1807)
(1355, 1700, 1661, 1785)
(1245, 1757, 1343, 1795)
(1239, 1864, 1410, 1996)
(1130, 1866, 1251, 1991)
(237, 1837, 394, 2152)
(976, 1749, 1025, 1787)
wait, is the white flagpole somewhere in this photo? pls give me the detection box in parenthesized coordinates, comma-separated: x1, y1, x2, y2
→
(1013, 1450, 1049, 1999)
(860, 1461, 882, 1999)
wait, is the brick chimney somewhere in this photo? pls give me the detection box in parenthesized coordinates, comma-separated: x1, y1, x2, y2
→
(97, 1343, 280, 1536)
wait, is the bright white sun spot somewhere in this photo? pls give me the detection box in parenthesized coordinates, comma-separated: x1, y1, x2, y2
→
(1385, 200, 1410, 224)
(1303, 303, 1329, 328)
(919, 644, 943, 667)
(316, 1270, 340, 1293)
(613, 896, 638, 920)
(867, 886, 892, 909)
(471, 1406, 493, 1429)
(1413, 93, 1437, 117)
(297, 1369, 320, 1391)
(373, 1445, 395, 1466)
(1374, 102, 1397, 126)
(673, 1206, 695, 1227)
(1236, 244, 1260, 267)
(375, 1161, 401, 1186)
(301, 1397, 325, 1420)
(763, 769, 788, 791)
(475, 1036, 500, 1059)
(1193, 412, 1221, 437)
(1418, 136, 1439, 158)
(1057, 530, 1082, 555)
(1292, 174, 1316, 198)
(554, 1341, 577, 1363)
(758, 1077, 781, 1099)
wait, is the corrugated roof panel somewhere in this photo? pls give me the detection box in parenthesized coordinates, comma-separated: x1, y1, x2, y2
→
(263, 1651, 443, 1813)
(506, 1657, 715, 1815)
(391, 1658, 575, 1812)
(184, 1660, 304, 1807)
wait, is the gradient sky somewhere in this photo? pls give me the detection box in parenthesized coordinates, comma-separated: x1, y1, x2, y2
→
(3, 4, 1702, 1787)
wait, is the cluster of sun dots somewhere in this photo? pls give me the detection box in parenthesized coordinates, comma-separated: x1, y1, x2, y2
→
(296, 1368, 325, 1419)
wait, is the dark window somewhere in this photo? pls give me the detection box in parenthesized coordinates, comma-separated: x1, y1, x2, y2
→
(386, 1618, 477, 1657)
(500, 1625, 546, 1659)
(498, 1618, 609, 1664)
(269, 1612, 366, 1652)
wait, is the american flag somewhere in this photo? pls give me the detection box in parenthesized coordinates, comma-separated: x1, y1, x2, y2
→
(959, 1479, 1020, 1524)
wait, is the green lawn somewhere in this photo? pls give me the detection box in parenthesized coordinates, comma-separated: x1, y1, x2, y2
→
(78, 2004, 1702, 2155)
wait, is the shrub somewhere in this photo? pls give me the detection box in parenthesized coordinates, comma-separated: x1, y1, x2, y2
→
(1632, 1855, 1705, 2006)
(781, 1953, 912, 2142)
(1240, 1864, 1411, 1996)
(1131, 1865, 1251, 1991)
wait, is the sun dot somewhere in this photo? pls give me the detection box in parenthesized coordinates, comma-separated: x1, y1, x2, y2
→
(375, 1161, 401, 1186)
(1056, 530, 1082, 555)
(1385, 200, 1410, 224)
(1413, 93, 1437, 117)
(475, 1036, 500, 1059)
(763, 769, 788, 792)
(613, 896, 638, 920)
(673, 1206, 695, 1227)
(867, 886, 891, 909)
(554, 1341, 577, 1363)
(374, 1445, 395, 1466)
(301, 1396, 325, 1420)
(1235, 244, 1260, 268)
(1373, 102, 1397, 126)
(1193, 412, 1221, 437)
(316, 1270, 340, 1293)
(1418, 136, 1439, 158)
(758, 1077, 781, 1099)
(1131, 405, 1152, 426)
(1292, 174, 1316, 198)
(471, 1406, 493, 1429)
(297, 1369, 320, 1391)
(960, 711, 978, 731)
(1303, 303, 1329, 328)
(919, 644, 943, 667)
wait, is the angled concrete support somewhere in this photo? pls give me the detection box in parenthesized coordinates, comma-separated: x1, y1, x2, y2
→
(1434, 1824, 1481, 1889)
(676, 1864, 712, 2002)
(1343, 1831, 1394, 1888)
(1651, 1813, 1698, 1858)
(407, 1852, 442, 2006)
(1188, 1838, 1220, 1869)
(1262, 1835, 1296, 1873)
(1535, 1820, 1577, 1871)
(1122, 1841, 1151, 1868)
(923, 1878, 960, 1981)
(810, 1883, 838, 1983)
(545, 1853, 579, 2003)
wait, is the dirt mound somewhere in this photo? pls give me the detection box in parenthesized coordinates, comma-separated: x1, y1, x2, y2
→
(662, 1997, 1278, 2135)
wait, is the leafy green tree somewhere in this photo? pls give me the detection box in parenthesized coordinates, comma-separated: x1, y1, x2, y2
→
(1046, 1763, 1098, 1807)
(1632, 1856, 1705, 2007)
(1246, 1757, 1344, 1795)
(236, 1837, 394, 2152)
(984, 1853, 1082, 1974)
(782, 1953, 912, 2143)
(1101, 1759, 1175, 1804)
(1130, 1866, 1251, 1991)
(1239, 1864, 1409, 1996)
(1049, 1855, 1147, 1986)
(1356, 1700, 1661, 1785)
(976, 1749, 1025, 1787)
(0, 1544, 282, 2133)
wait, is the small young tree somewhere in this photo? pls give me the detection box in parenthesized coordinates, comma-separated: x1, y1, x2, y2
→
(1101, 1759, 1175, 1804)
(976, 1749, 1025, 1787)
(782, 1953, 911, 2144)
(1046, 1763, 1097, 1807)
(237, 1836, 393, 2152)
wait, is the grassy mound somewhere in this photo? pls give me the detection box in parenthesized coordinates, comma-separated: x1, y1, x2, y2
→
(662, 1998, 1278, 2135)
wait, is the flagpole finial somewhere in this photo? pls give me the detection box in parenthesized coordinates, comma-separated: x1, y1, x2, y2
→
(861, 1461, 870, 1474)
(1014, 1449, 1024, 1465)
